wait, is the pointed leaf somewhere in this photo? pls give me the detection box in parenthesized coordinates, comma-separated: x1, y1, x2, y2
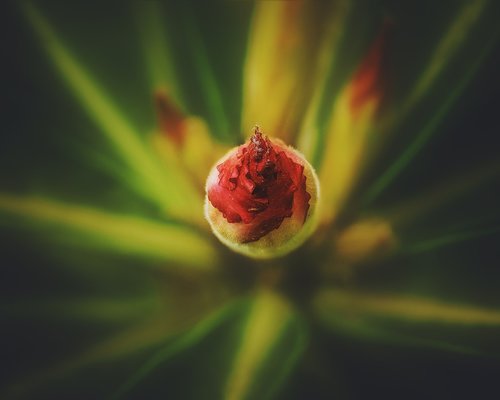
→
(178, 3, 230, 140)
(109, 299, 245, 400)
(296, 0, 351, 159)
(403, 224, 500, 254)
(2, 274, 234, 399)
(362, 2, 498, 206)
(0, 194, 218, 270)
(242, 1, 343, 142)
(224, 290, 308, 400)
(153, 91, 227, 187)
(318, 22, 391, 224)
(314, 288, 500, 354)
(22, 4, 203, 224)
(402, 0, 488, 113)
(135, 2, 185, 109)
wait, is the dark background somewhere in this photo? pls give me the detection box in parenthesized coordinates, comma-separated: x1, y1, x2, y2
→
(1, 1, 500, 399)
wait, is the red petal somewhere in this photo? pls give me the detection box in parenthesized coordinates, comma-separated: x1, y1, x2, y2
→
(207, 129, 311, 242)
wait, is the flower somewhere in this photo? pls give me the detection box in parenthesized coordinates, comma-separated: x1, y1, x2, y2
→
(1, 1, 500, 399)
(205, 127, 319, 258)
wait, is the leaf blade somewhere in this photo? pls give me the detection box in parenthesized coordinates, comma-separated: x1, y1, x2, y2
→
(22, 3, 203, 224)
(0, 194, 218, 270)
(224, 290, 307, 400)
(314, 288, 500, 355)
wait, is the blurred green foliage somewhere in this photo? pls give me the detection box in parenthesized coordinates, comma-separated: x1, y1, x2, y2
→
(1, 1, 500, 399)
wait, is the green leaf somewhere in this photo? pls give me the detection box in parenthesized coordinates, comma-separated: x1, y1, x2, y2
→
(223, 290, 308, 400)
(2, 273, 234, 399)
(175, 2, 230, 140)
(109, 299, 246, 400)
(80, 291, 308, 400)
(314, 288, 500, 355)
(402, 0, 488, 113)
(402, 224, 500, 254)
(362, 0, 499, 206)
(0, 194, 218, 271)
(243, 1, 347, 144)
(135, 2, 185, 109)
(297, 0, 351, 160)
(22, 3, 203, 225)
(378, 161, 500, 228)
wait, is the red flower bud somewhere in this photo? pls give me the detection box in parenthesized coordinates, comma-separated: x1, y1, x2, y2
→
(205, 127, 319, 258)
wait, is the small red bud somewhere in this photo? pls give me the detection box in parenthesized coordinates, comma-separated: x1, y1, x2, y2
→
(205, 127, 319, 259)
